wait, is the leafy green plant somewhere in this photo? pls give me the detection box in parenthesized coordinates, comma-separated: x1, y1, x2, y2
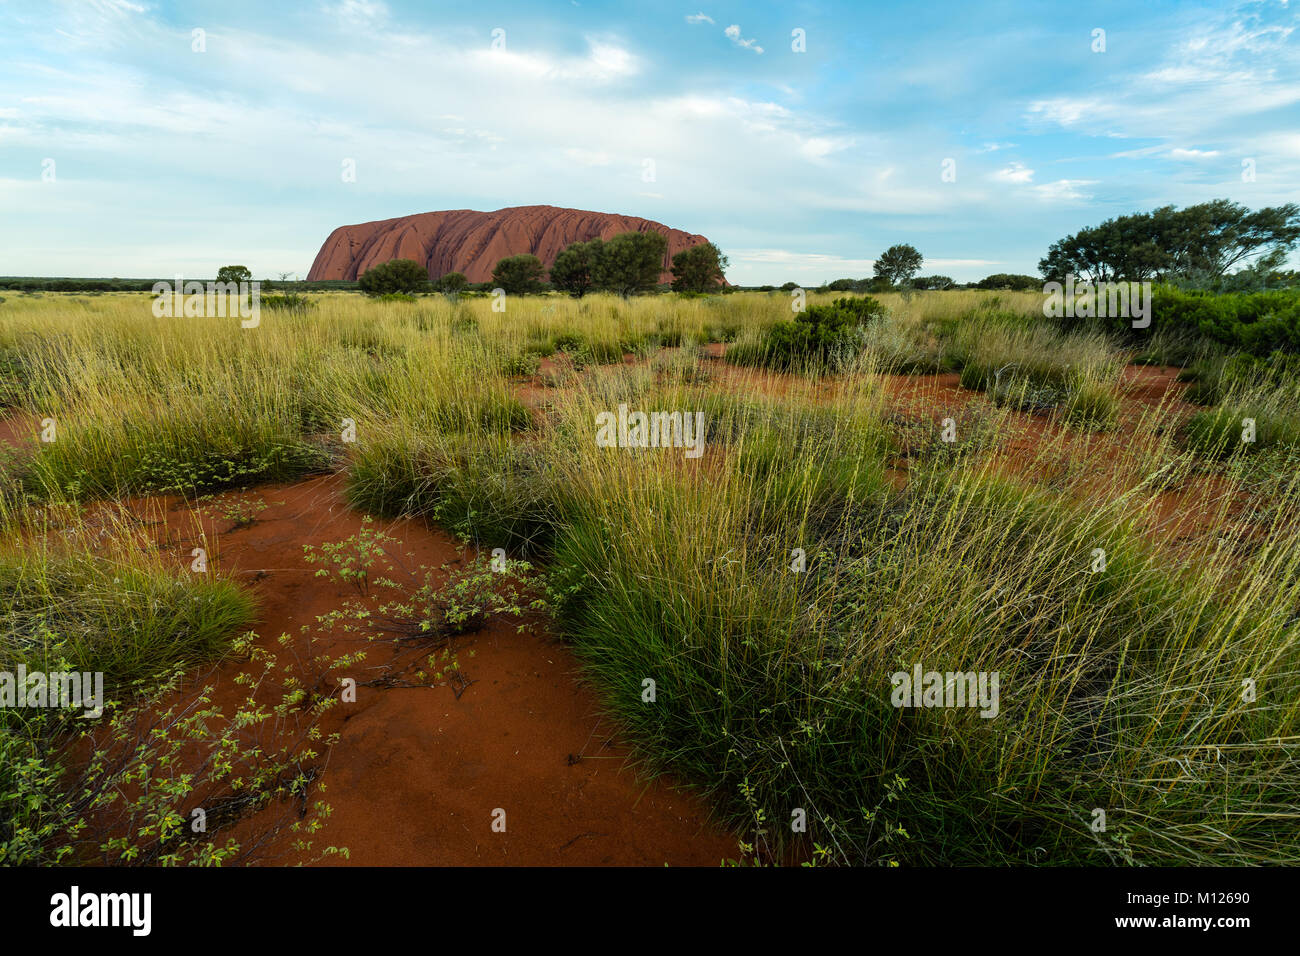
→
(726, 296, 886, 372)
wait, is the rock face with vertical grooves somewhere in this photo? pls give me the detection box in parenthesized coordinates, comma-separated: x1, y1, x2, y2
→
(306, 204, 714, 284)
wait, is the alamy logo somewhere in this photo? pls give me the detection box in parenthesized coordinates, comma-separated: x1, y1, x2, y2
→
(595, 403, 705, 459)
(890, 664, 1000, 718)
(49, 886, 151, 936)
(1042, 274, 1151, 329)
(151, 274, 260, 327)
(0, 665, 103, 717)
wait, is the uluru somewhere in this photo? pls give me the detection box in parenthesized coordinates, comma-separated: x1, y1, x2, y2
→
(306, 204, 716, 284)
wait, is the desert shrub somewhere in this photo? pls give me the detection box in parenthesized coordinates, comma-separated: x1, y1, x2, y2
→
(25, 413, 333, 499)
(698, 319, 741, 344)
(726, 296, 886, 372)
(551, 330, 621, 365)
(436, 272, 468, 294)
(947, 314, 1123, 427)
(260, 292, 314, 315)
(501, 351, 541, 378)
(1063, 376, 1120, 430)
(0, 350, 26, 409)
(1141, 285, 1300, 354)
(974, 273, 1041, 291)
(859, 315, 954, 373)
(653, 319, 686, 348)
(651, 345, 710, 385)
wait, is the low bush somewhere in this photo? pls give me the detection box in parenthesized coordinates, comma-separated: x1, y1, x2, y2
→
(726, 296, 886, 372)
(1139, 285, 1300, 354)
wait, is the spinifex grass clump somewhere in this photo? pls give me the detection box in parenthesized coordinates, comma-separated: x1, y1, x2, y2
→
(348, 427, 568, 555)
(0, 555, 254, 694)
(1181, 350, 1300, 406)
(856, 313, 955, 374)
(2, 295, 527, 501)
(946, 313, 1125, 429)
(1181, 390, 1300, 458)
(550, 448, 1300, 865)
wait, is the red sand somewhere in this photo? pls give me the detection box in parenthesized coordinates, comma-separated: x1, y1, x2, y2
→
(122, 475, 736, 866)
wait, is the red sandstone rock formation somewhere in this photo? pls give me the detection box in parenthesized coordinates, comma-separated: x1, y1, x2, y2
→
(306, 204, 714, 284)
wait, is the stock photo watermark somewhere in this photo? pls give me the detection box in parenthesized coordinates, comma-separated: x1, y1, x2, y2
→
(0, 665, 104, 718)
(595, 403, 706, 458)
(891, 664, 1000, 719)
(1042, 274, 1151, 329)
(151, 275, 261, 327)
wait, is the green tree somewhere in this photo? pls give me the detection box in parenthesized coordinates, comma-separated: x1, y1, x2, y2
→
(913, 275, 955, 290)
(873, 244, 923, 287)
(549, 239, 602, 297)
(1039, 200, 1300, 283)
(974, 273, 1041, 291)
(215, 265, 252, 286)
(491, 254, 546, 294)
(358, 259, 430, 296)
(436, 271, 468, 294)
(593, 231, 668, 297)
(670, 242, 729, 292)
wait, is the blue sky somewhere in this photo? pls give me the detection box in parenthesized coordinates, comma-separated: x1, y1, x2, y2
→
(1, 0, 1297, 283)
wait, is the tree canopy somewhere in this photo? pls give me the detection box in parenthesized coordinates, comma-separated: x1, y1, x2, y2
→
(670, 242, 729, 293)
(436, 271, 467, 294)
(592, 231, 669, 297)
(358, 259, 430, 295)
(1039, 200, 1300, 284)
(491, 254, 546, 294)
(215, 265, 252, 285)
(873, 244, 923, 287)
(549, 239, 603, 297)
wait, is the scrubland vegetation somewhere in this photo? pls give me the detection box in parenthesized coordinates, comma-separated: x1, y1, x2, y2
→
(2, 284, 1300, 865)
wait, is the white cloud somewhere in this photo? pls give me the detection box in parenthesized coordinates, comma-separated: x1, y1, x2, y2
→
(1258, 132, 1300, 157)
(1031, 179, 1097, 202)
(799, 136, 852, 161)
(1025, 97, 1104, 128)
(685, 13, 714, 25)
(326, 0, 389, 29)
(476, 37, 640, 81)
(724, 24, 764, 54)
(585, 41, 638, 78)
(1026, 6, 1300, 149)
(92, 0, 147, 16)
(992, 161, 1034, 184)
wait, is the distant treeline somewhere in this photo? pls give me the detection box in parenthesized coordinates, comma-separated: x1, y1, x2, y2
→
(0, 274, 1045, 294)
(0, 277, 360, 292)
